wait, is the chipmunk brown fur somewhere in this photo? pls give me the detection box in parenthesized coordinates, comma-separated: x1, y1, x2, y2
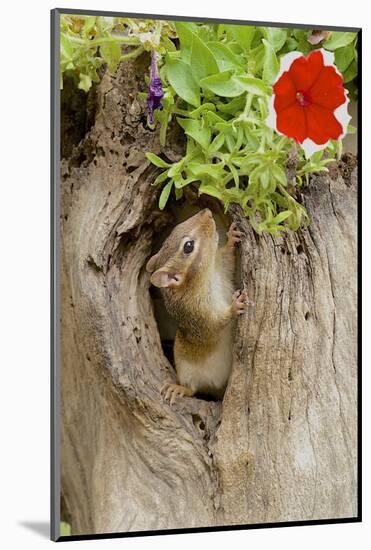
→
(146, 208, 249, 404)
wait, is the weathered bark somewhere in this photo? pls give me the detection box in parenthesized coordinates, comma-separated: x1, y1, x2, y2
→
(60, 57, 358, 535)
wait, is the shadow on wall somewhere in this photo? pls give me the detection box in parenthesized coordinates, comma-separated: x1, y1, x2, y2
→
(18, 521, 50, 539)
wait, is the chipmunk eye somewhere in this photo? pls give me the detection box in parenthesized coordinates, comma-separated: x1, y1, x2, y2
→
(183, 240, 194, 254)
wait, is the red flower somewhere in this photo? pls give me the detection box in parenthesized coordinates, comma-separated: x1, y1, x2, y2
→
(267, 49, 350, 157)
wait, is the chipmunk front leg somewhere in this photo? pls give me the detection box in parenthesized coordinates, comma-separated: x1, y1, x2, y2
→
(160, 381, 195, 405)
(226, 222, 243, 248)
(221, 222, 243, 265)
(232, 289, 251, 315)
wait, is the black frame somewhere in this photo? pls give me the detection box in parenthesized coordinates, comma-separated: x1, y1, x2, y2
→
(51, 8, 362, 542)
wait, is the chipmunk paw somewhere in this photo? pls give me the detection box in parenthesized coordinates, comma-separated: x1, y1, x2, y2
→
(232, 290, 252, 315)
(227, 222, 243, 247)
(160, 382, 193, 405)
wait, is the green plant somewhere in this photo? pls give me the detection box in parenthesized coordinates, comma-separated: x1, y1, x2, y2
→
(60, 521, 71, 536)
(146, 24, 357, 234)
(59, 16, 358, 234)
(60, 15, 176, 91)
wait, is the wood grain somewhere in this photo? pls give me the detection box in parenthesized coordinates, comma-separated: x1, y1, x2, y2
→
(60, 56, 358, 534)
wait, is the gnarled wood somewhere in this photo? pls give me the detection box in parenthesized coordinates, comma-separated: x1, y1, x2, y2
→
(60, 57, 357, 535)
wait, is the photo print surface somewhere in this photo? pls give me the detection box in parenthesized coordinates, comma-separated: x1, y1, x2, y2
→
(51, 9, 361, 541)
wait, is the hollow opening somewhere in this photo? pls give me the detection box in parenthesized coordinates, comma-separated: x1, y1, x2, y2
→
(61, 76, 96, 159)
(148, 194, 237, 401)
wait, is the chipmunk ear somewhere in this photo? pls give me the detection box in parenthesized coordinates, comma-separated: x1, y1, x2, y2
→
(150, 268, 184, 288)
(146, 252, 160, 273)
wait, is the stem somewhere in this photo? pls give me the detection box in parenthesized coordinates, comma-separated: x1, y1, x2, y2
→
(120, 46, 144, 62)
(243, 93, 253, 116)
(258, 135, 266, 154)
(337, 139, 343, 161)
(63, 33, 141, 47)
(172, 107, 192, 117)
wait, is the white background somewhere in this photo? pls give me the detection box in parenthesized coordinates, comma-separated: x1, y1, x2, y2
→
(0, 0, 368, 548)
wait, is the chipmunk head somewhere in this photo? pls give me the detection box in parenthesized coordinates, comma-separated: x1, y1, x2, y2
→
(146, 208, 218, 289)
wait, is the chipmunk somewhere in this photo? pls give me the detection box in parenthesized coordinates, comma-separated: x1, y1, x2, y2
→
(146, 208, 249, 404)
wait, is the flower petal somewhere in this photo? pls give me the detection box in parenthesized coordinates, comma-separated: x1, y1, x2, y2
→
(274, 51, 303, 84)
(273, 71, 297, 111)
(289, 49, 324, 91)
(306, 104, 343, 144)
(276, 104, 307, 143)
(309, 65, 346, 109)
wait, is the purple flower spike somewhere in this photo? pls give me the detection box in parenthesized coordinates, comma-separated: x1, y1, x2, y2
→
(147, 50, 164, 125)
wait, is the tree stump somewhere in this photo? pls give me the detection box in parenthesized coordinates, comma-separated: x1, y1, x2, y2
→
(60, 56, 358, 535)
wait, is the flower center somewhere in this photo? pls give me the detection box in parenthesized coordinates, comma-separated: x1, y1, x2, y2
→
(296, 90, 311, 107)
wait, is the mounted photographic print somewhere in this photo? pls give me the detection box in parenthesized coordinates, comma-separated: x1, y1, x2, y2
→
(51, 8, 361, 541)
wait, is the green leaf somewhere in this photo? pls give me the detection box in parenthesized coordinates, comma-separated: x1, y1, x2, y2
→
(159, 180, 173, 210)
(200, 71, 268, 97)
(207, 42, 245, 71)
(216, 96, 246, 114)
(343, 59, 358, 83)
(285, 37, 298, 51)
(60, 34, 74, 62)
(100, 42, 121, 73)
(335, 44, 355, 73)
(311, 150, 324, 163)
(152, 171, 170, 186)
(82, 16, 96, 36)
(175, 187, 183, 200)
(199, 184, 223, 200)
(243, 125, 260, 148)
(166, 57, 200, 107)
(265, 225, 286, 235)
(176, 118, 211, 149)
(168, 162, 183, 177)
(228, 163, 240, 186)
(262, 39, 279, 83)
(173, 174, 197, 188)
(224, 24, 255, 51)
(190, 33, 219, 83)
(263, 27, 287, 52)
(235, 75, 269, 96)
(188, 103, 216, 118)
(292, 30, 312, 55)
(209, 133, 225, 152)
(200, 70, 246, 97)
(270, 210, 292, 224)
(225, 133, 236, 153)
(161, 36, 177, 53)
(203, 111, 225, 126)
(145, 152, 171, 168)
(260, 166, 270, 189)
(175, 21, 197, 62)
(154, 108, 170, 146)
(158, 115, 169, 147)
(323, 31, 357, 51)
(188, 162, 224, 179)
(271, 164, 287, 186)
(249, 44, 265, 74)
(78, 74, 92, 92)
